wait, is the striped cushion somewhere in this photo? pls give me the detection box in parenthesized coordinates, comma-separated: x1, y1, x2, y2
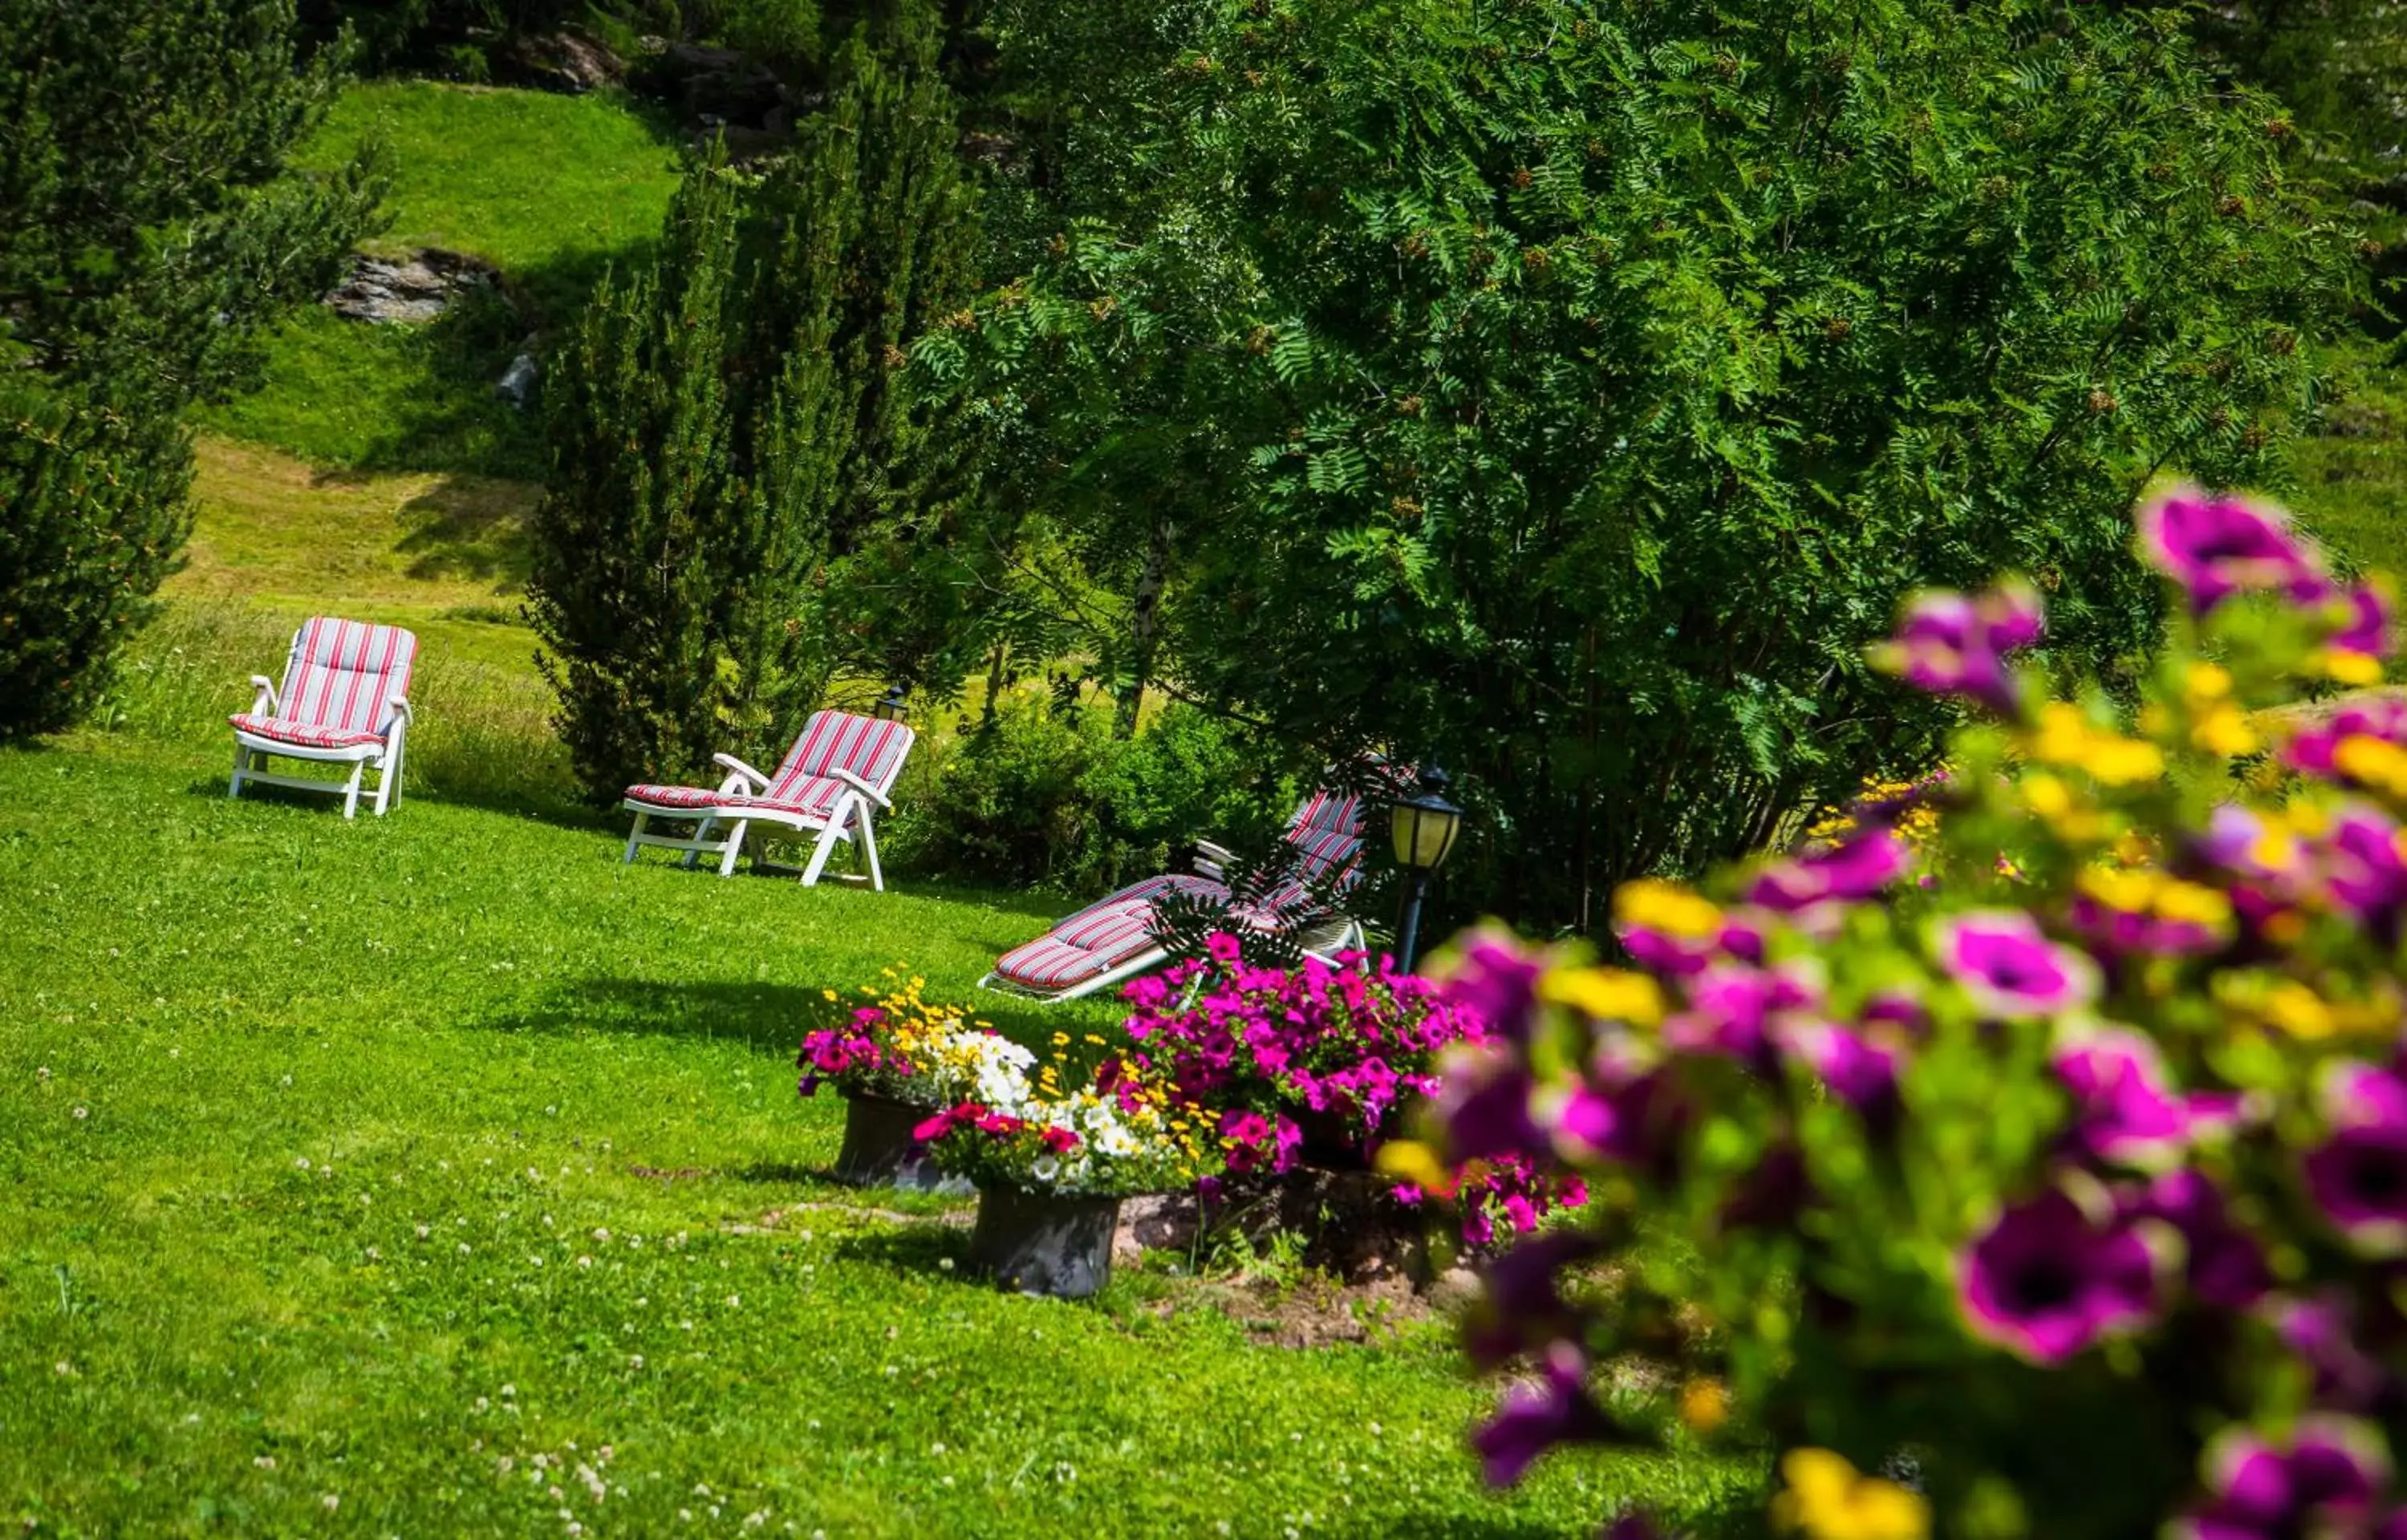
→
(623, 784, 725, 812)
(272, 618, 417, 737)
(727, 776, 848, 820)
(228, 712, 386, 750)
(763, 711, 915, 804)
(992, 875, 1224, 991)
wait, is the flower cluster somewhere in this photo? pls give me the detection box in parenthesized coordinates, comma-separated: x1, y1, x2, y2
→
(1114, 934, 1585, 1241)
(794, 971, 1020, 1106)
(911, 1049, 1211, 1198)
(1408, 485, 2407, 1539)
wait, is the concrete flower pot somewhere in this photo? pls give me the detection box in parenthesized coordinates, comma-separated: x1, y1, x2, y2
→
(969, 1182, 1122, 1299)
(833, 1090, 968, 1194)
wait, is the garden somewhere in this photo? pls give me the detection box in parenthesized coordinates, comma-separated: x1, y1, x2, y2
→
(6, 0, 2407, 1537)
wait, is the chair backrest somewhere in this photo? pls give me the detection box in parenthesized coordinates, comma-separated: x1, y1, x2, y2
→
(277, 618, 418, 735)
(765, 710, 916, 802)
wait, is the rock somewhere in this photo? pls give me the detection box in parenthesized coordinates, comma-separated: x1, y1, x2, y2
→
(499, 28, 623, 95)
(1422, 1265, 1483, 1311)
(323, 249, 497, 324)
(649, 41, 781, 128)
(494, 353, 540, 410)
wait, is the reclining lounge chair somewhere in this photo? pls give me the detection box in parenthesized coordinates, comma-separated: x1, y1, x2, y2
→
(620, 708, 915, 889)
(980, 785, 1375, 1001)
(227, 617, 418, 819)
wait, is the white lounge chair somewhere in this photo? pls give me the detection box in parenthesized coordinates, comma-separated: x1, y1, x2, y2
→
(620, 708, 915, 888)
(228, 617, 417, 819)
(980, 784, 1376, 1000)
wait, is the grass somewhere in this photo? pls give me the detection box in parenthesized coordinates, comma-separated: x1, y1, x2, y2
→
(200, 80, 686, 479)
(0, 741, 1745, 1538)
(2290, 338, 2407, 580)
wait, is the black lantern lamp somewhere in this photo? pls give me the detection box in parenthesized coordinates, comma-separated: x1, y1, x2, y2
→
(1390, 764, 1463, 974)
(873, 684, 908, 722)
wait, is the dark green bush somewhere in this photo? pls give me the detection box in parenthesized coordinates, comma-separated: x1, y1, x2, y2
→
(890, 696, 1294, 895)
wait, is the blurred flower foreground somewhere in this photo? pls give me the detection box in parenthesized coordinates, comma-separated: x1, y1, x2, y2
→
(1411, 486, 2407, 1540)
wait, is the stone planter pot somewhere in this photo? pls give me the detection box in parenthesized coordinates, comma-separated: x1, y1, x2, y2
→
(833, 1090, 967, 1193)
(969, 1182, 1122, 1299)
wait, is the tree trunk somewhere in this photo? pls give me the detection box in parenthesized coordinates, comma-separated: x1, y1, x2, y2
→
(980, 637, 1009, 735)
(1115, 512, 1171, 740)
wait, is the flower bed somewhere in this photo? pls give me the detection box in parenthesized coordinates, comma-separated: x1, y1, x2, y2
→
(1405, 486, 2407, 1538)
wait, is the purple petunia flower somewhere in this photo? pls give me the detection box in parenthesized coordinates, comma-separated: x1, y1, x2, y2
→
(2333, 582, 2396, 661)
(1959, 1186, 2162, 1362)
(2124, 1168, 2270, 1310)
(1873, 582, 2045, 713)
(1747, 829, 1912, 914)
(1665, 961, 1820, 1066)
(1465, 1230, 1601, 1368)
(1933, 910, 2100, 1019)
(1431, 1044, 1546, 1164)
(2271, 1292, 2403, 1415)
(1443, 934, 1547, 1041)
(2172, 1418, 2389, 1540)
(2306, 1063, 2407, 1254)
(2137, 484, 2331, 615)
(2325, 805, 2407, 918)
(1776, 1019, 1900, 1121)
(2053, 1025, 2236, 1169)
(1471, 1340, 1613, 1486)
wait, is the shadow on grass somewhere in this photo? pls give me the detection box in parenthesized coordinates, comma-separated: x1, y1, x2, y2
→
(469, 971, 1102, 1062)
(828, 1222, 975, 1278)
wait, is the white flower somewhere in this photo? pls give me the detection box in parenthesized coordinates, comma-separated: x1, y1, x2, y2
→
(321, 1494, 339, 1513)
(1030, 1156, 1060, 1183)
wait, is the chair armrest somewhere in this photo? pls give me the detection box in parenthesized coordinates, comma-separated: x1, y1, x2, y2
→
(1191, 838, 1235, 880)
(249, 675, 279, 713)
(712, 752, 772, 795)
(387, 695, 414, 725)
(830, 767, 892, 810)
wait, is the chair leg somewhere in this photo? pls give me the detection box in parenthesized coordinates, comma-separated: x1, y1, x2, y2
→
(623, 810, 648, 864)
(340, 760, 366, 820)
(228, 744, 249, 800)
(857, 808, 883, 892)
(681, 815, 713, 871)
(798, 819, 843, 887)
(716, 819, 749, 877)
(371, 752, 396, 817)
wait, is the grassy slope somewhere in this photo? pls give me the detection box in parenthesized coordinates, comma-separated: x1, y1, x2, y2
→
(0, 743, 1739, 1538)
(2289, 338, 2407, 578)
(200, 81, 684, 479)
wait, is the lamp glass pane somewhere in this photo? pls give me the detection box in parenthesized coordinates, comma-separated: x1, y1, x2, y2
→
(1411, 806, 1459, 870)
(1390, 804, 1419, 867)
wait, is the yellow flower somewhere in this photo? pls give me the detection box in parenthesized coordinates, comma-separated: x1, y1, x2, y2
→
(820, 988, 838, 1003)
(2318, 648, 2386, 687)
(1678, 1379, 1731, 1434)
(2019, 770, 2105, 841)
(1771, 1449, 1929, 1540)
(1613, 879, 1721, 939)
(2030, 703, 2165, 785)
(1539, 967, 1663, 1026)
(1051, 1033, 1071, 1047)
(2335, 736, 2407, 800)
(1373, 1139, 1452, 1194)
(2193, 704, 2259, 758)
(2182, 660, 2233, 707)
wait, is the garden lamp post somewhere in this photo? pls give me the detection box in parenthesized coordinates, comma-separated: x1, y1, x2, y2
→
(873, 684, 908, 722)
(1390, 764, 1463, 974)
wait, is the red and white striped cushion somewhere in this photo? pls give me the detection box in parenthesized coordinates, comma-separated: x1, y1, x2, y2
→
(274, 618, 416, 736)
(992, 875, 1224, 991)
(727, 776, 849, 820)
(763, 711, 915, 804)
(228, 712, 386, 750)
(623, 784, 725, 812)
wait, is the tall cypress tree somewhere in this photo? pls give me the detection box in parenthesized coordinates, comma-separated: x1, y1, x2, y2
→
(0, 0, 384, 739)
(530, 0, 981, 803)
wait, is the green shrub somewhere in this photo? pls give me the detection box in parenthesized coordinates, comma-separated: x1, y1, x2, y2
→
(890, 695, 1293, 895)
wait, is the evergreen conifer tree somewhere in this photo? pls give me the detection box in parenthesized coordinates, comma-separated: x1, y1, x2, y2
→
(530, 0, 981, 803)
(0, 0, 384, 738)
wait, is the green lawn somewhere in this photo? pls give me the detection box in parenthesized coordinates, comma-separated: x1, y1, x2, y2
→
(200, 81, 685, 479)
(0, 739, 1742, 1539)
(2290, 338, 2407, 580)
